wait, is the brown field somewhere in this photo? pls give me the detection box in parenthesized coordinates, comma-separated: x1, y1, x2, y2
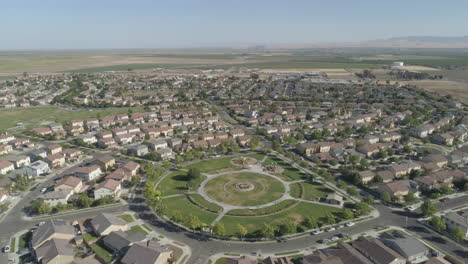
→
(402, 80, 468, 104)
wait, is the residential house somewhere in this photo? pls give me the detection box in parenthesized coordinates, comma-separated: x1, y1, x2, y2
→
(46, 144, 62, 155)
(94, 179, 121, 199)
(358, 170, 375, 184)
(303, 250, 343, 264)
(74, 165, 102, 181)
(121, 242, 173, 264)
(55, 176, 83, 194)
(224, 256, 257, 264)
(0, 160, 15, 175)
(41, 190, 73, 206)
(29, 149, 47, 161)
(97, 138, 117, 149)
(62, 148, 82, 162)
(0, 144, 13, 155)
(93, 155, 115, 171)
(102, 230, 146, 255)
(0, 134, 15, 144)
(327, 242, 373, 264)
(148, 138, 168, 150)
(91, 213, 129, 236)
(156, 148, 173, 160)
(106, 169, 131, 183)
(352, 236, 406, 264)
(380, 231, 429, 263)
(128, 144, 149, 157)
(121, 161, 140, 176)
(24, 160, 50, 177)
(442, 210, 468, 240)
(422, 154, 448, 168)
(33, 127, 53, 136)
(31, 219, 75, 250)
(79, 134, 97, 145)
(8, 155, 31, 168)
(34, 238, 74, 264)
(432, 133, 454, 146)
(378, 181, 410, 202)
(45, 153, 65, 168)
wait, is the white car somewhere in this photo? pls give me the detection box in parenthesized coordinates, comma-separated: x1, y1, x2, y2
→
(330, 236, 340, 241)
(38, 221, 46, 226)
(346, 222, 355, 227)
(3, 245, 10, 253)
(326, 227, 336, 232)
(312, 230, 323, 235)
(41, 188, 47, 193)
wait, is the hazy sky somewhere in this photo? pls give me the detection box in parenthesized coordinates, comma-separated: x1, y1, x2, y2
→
(1, 0, 467, 50)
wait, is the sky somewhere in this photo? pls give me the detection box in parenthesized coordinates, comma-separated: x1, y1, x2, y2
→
(1, 0, 467, 50)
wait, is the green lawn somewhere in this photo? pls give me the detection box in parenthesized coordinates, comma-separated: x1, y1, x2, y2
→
(117, 214, 135, 223)
(0, 106, 145, 131)
(226, 200, 298, 216)
(9, 237, 15, 253)
(127, 225, 149, 235)
(204, 172, 285, 206)
(163, 195, 219, 226)
(188, 194, 224, 213)
(301, 181, 333, 201)
(263, 156, 307, 181)
(219, 202, 341, 236)
(83, 232, 98, 243)
(184, 153, 264, 174)
(89, 240, 113, 263)
(18, 231, 32, 250)
(289, 183, 303, 199)
(158, 171, 190, 196)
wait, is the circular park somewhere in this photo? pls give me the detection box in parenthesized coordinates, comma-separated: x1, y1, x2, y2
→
(152, 153, 367, 239)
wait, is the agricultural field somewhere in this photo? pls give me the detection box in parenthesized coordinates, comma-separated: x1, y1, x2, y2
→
(0, 106, 145, 131)
(402, 80, 468, 104)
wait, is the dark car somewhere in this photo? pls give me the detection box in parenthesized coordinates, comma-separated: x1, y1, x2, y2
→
(439, 197, 450, 202)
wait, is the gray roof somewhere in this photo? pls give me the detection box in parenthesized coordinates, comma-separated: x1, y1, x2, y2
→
(35, 238, 73, 264)
(103, 230, 145, 253)
(41, 190, 71, 200)
(32, 219, 75, 249)
(327, 243, 373, 264)
(352, 236, 404, 264)
(121, 242, 171, 264)
(90, 213, 127, 235)
(380, 231, 429, 259)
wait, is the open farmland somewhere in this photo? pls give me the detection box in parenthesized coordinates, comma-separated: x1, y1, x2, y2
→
(403, 80, 468, 104)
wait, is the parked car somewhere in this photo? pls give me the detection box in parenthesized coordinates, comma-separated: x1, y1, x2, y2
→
(326, 227, 336, 232)
(432, 250, 441, 257)
(37, 221, 45, 226)
(345, 222, 355, 227)
(3, 245, 10, 253)
(330, 236, 340, 241)
(318, 238, 330, 244)
(439, 197, 450, 202)
(338, 233, 349, 238)
(40, 188, 47, 193)
(312, 229, 323, 235)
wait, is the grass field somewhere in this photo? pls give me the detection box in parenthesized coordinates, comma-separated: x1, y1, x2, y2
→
(158, 171, 192, 196)
(218, 202, 342, 236)
(0, 106, 145, 131)
(204, 172, 285, 206)
(127, 225, 149, 235)
(117, 214, 135, 223)
(300, 182, 333, 201)
(226, 200, 298, 216)
(263, 156, 308, 181)
(188, 193, 224, 213)
(163, 195, 219, 226)
(184, 153, 264, 174)
(18, 231, 32, 250)
(402, 80, 468, 104)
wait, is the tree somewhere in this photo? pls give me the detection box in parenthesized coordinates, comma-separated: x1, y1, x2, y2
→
(30, 200, 51, 215)
(325, 213, 336, 225)
(440, 184, 452, 195)
(237, 224, 248, 239)
(343, 209, 354, 220)
(451, 227, 464, 242)
(354, 202, 372, 216)
(430, 216, 446, 231)
(302, 216, 318, 229)
(404, 192, 419, 204)
(347, 186, 359, 196)
(421, 200, 436, 217)
(77, 194, 93, 208)
(337, 180, 347, 189)
(380, 191, 391, 203)
(363, 195, 374, 205)
(278, 219, 296, 236)
(186, 215, 202, 230)
(212, 222, 226, 236)
(260, 223, 275, 238)
(187, 168, 201, 181)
